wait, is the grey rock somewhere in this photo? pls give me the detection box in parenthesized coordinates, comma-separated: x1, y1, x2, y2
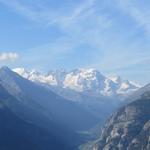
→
(92, 95, 150, 150)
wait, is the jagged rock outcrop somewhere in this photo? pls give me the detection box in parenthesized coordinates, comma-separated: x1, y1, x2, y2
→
(92, 94, 150, 150)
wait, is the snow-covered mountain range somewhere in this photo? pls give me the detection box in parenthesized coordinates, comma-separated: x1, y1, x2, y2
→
(13, 68, 141, 97)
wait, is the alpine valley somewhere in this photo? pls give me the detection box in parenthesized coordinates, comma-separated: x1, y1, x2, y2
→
(1, 66, 149, 150)
(13, 68, 141, 124)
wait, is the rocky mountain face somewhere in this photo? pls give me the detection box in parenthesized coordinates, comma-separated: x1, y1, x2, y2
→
(90, 92, 150, 150)
(13, 68, 140, 98)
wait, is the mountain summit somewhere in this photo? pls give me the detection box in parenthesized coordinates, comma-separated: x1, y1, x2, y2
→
(13, 68, 140, 97)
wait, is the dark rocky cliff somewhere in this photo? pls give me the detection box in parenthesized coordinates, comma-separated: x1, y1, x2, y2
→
(92, 95, 150, 150)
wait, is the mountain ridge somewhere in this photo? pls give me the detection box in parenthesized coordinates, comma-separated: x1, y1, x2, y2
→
(13, 67, 141, 97)
(0, 78, 73, 150)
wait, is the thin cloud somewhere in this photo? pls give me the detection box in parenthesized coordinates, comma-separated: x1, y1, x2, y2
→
(0, 52, 19, 61)
(0, 0, 59, 25)
(115, 0, 150, 35)
(0, 0, 97, 28)
(53, 0, 96, 28)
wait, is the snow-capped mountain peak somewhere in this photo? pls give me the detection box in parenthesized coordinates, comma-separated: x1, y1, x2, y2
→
(13, 67, 141, 97)
(108, 75, 122, 84)
(13, 68, 58, 86)
(13, 68, 30, 78)
(63, 68, 105, 93)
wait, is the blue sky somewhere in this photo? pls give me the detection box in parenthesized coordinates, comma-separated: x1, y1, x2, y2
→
(0, 0, 150, 84)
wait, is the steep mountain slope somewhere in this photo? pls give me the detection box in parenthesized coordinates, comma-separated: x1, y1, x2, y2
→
(0, 67, 98, 132)
(0, 84, 72, 150)
(90, 92, 150, 150)
(125, 83, 150, 103)
(39, 85, 120, 127)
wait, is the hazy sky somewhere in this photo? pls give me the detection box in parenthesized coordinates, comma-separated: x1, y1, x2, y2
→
(0, 0, 150, 84)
